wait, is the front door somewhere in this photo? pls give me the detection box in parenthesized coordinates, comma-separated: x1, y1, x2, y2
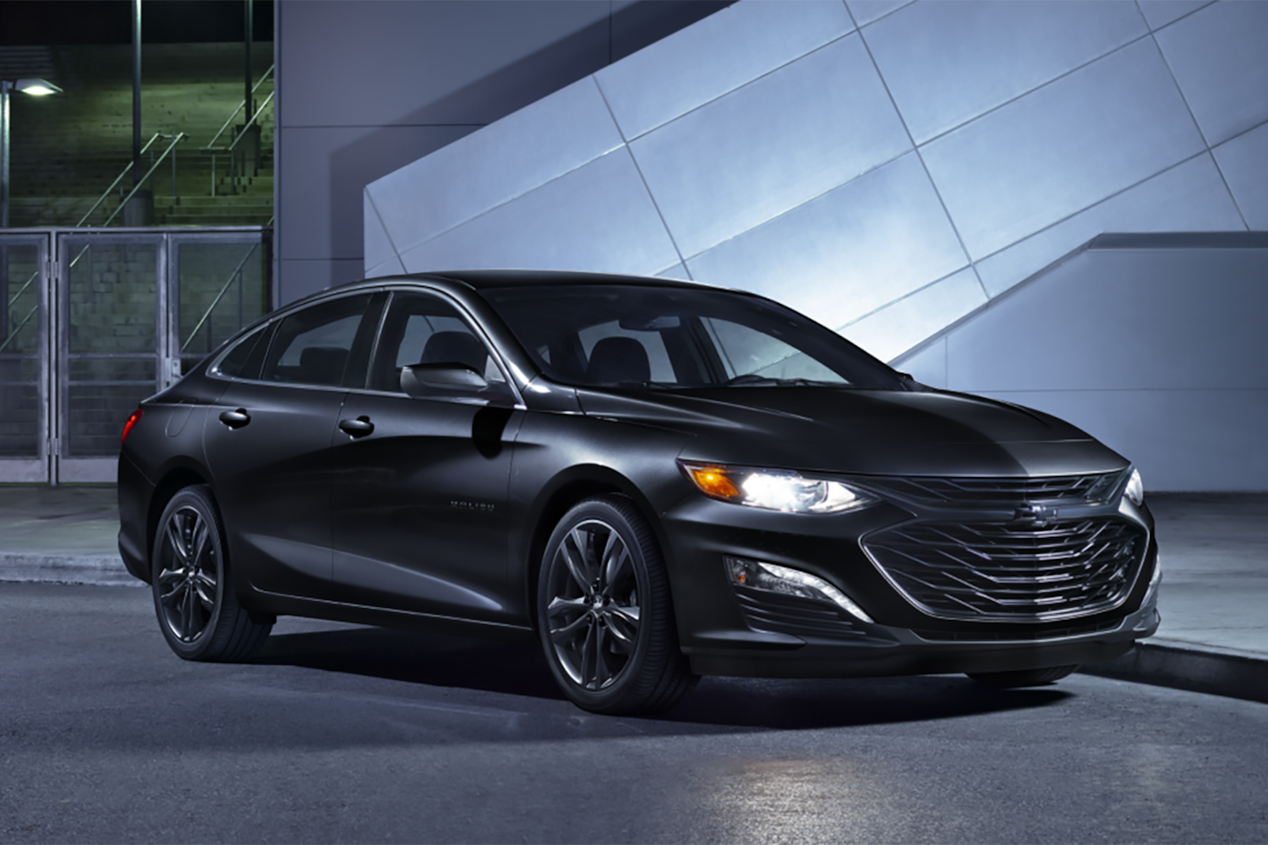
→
(329, 290, 523, 624)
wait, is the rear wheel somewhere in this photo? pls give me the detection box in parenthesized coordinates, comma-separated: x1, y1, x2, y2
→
(537, 495, 696, 715)
(151, 485, 272, 662)
(967, 664, 1080, 688)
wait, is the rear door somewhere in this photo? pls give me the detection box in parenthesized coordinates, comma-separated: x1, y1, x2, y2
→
(205, 292, 380, 600)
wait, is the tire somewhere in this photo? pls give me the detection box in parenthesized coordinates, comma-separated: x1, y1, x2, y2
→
(537, 495, 697, 715)
(151, 485, 272, 662)
(967, 664, 1080, 688)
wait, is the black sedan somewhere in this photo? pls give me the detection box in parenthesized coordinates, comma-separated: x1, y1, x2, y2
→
(118, 271, 1160, 714)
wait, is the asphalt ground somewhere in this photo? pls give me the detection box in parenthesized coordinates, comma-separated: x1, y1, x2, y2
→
(1, 485, 1266, 704)
(4, 580, 1268, 844)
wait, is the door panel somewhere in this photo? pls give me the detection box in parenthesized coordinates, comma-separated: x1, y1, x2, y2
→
(330, 393, 523, 622)
(204, 380, 345, 599)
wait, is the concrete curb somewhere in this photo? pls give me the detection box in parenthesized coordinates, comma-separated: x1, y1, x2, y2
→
(0, 553, 145, 587)
(1079, 640, 1268, 705)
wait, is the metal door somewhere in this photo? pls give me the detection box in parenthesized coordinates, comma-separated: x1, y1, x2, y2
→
(0, 232, 50, 482)
(0, 228, 271, 483)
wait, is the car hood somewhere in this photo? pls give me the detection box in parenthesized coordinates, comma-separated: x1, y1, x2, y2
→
(574, 386, 1128, 477)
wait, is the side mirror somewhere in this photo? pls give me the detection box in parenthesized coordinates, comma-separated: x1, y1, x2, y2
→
(401, 362, 487, 397)
(400, 362, 516, 405)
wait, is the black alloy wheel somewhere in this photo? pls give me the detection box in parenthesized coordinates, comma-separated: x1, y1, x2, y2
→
(151, 485, 272, 662)
(537, 495, 696, 715)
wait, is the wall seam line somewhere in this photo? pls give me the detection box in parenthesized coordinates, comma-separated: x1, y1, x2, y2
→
(851, 16, 984, 300)
(591, 75, 691, 277)
(1151, 13, 1257, 233)
(363, 189, 403, 274)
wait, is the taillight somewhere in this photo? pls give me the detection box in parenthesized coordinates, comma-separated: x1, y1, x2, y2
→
(121, 409, 143, 444)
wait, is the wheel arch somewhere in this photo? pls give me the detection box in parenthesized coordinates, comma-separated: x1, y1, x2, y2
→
(521, 465, 668, 634)
(145, 464, 214, 580)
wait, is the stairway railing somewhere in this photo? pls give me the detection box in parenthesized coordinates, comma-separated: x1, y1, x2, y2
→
(98, 133, 188, 228)
(181, 241, 262, 353)
(76, 131, 172, 227)
(205, 64, 275, 196)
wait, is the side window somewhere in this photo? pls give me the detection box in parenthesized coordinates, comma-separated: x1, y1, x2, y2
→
(261, 294, 373, 387)
(370, 291, 506, 393)
(212, 323, 271, 380)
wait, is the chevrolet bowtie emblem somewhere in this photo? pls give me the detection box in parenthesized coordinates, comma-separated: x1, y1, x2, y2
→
(1013, 502, 1058, 526)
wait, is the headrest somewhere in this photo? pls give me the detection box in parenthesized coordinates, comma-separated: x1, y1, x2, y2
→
(587, 336, 650, 384)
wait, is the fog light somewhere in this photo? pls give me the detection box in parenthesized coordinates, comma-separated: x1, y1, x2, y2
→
(725, 556, 873, 623)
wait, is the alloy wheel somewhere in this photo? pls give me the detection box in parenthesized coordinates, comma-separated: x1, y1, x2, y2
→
(544, 518, 642, 691)
(156, 505, 219, 643)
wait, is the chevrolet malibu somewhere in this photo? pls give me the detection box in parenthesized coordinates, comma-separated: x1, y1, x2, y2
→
(118, 271, 1160, 714)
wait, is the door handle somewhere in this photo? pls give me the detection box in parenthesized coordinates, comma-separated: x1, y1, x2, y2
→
(219, 408, 250, 429)
(339, 416, 374, 438)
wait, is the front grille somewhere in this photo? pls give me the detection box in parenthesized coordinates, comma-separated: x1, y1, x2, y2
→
(863, 517, 1145, 621)
(734, 587, 866, 640)
(858, 472, 1124, 506)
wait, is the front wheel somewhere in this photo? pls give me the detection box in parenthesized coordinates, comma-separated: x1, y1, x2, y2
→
(151, 484, 272, 662)
(967, 664, 1080, 688)
(537, 495, 696, 715)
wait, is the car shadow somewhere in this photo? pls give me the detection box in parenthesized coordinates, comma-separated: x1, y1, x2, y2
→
(254, 626, 1073, 731)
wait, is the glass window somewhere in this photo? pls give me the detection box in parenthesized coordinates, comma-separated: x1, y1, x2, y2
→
(261, 294, 372, 387)
(369, 291, 506, 393)
(479, 283, 902, 389)
(212, 323, 270, 380)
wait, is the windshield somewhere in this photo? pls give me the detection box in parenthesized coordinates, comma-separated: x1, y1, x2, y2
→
(478, 283, 904, 390)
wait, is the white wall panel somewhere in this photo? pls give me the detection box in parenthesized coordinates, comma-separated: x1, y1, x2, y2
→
(1213, 122, 1268, 231)
(846, 1, 914, 27)
(866, 1, 1147, 144)
(596, 1, 853, 140)
(1137, 1, 1215, 31)
(279, 0, 610, 127)
(923, 38, 1206, 260)
(656, 263, 692, 280)
(630, 34, 910, 260)
(278, 259, 366, 302)
(977, 389, 1268, 491)
(277, 0, 729, 303)
(1154, 1, 1268, 146)
(891, 239, 1268, 489)
(363, 200, 398, 277)
(686, 153, 967, 332)
(974, 154, 1245, 297)
(279, 125, 476, 263)
(366, 78, 625, 259)
(365, 253, 407, 280)
(841, 267, 986, 363)
(896, 337, 946, 386)
(948, 248, 1268, 393)
(396, 150, 679, 276)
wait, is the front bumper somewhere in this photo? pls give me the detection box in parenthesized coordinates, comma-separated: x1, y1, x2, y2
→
(660, 490, 1160, 679)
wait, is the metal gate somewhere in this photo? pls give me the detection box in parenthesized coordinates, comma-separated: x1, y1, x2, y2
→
(0, 227, 271, 484)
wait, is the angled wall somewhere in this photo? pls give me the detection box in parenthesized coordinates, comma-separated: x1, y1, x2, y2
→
(365, 0, 1267, 364)
(894, 234, 1268, 491)
(274, 0, 730, 304)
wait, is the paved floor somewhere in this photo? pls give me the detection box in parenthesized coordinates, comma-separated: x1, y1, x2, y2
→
(6, 580, 1268, 844)
(1, 484, 1265, 703)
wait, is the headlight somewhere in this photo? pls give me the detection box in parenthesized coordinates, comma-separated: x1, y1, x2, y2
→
(678, 460, 877, 514)
(1125, 468, 1144, 506)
